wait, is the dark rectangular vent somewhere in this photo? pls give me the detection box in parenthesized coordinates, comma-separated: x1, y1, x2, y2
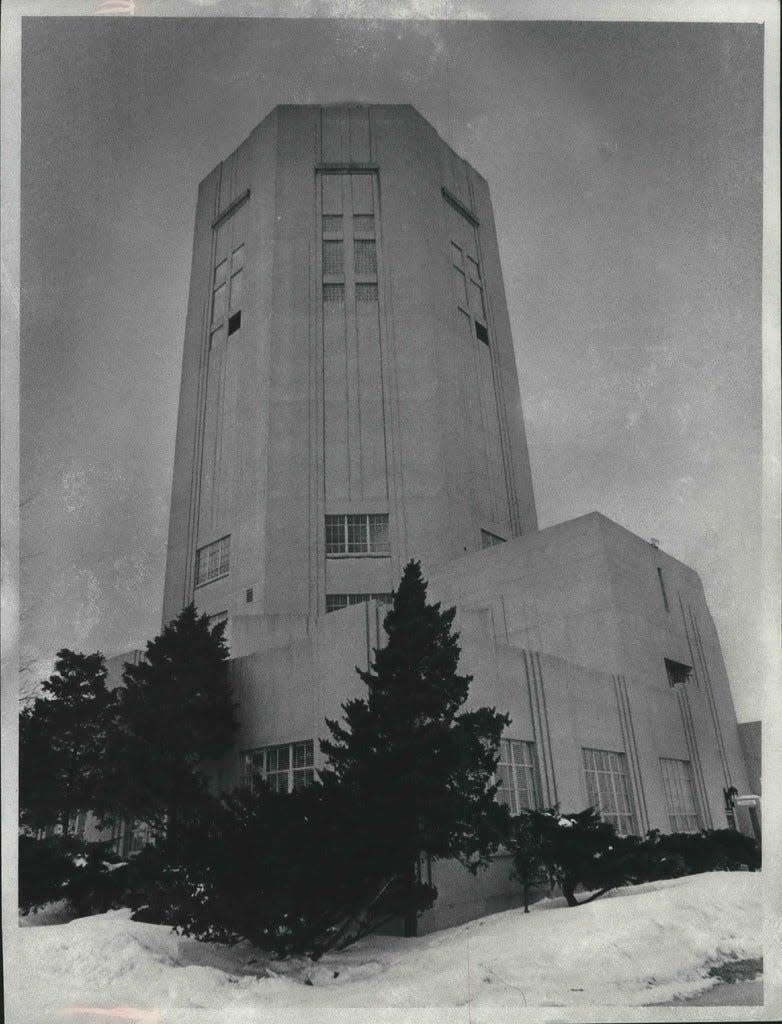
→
(228, 311, 242, 336)
(475, 322, 489, 344)
(246, 588, 254, 603)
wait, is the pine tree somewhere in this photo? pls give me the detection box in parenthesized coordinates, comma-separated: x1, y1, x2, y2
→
(321, 560, 510, 937)
(19, 650, 116, 834)
(95, 604, 236, 848)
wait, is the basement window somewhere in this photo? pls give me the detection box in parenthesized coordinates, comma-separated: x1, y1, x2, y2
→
(664, 658, 692, 689)
(227, 311, 242, 336)
(475, 322, 489, 345)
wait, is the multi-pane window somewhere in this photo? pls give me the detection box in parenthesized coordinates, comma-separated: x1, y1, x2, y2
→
(660, 758, 701, 833)
(325, 513, 390, 555)
(322, 239, 344, 276)
(241, 741, 315, 795)
(354, 239, 377, 275)
(323, 283, 345, 304)
(450, 238, 486, 329)
(356, 283, 378, 302)
(195, 535, 230, 586)
(665, 658, 692, 688)
(353, 214, 375, 236)
(211, 243, 244, 344)
(496, 740, 541, 815)
(582, 748, 637, 835)
(322, 214, 343, 236)
(481, 529, 506, 549)
(326, 592, 393, 613)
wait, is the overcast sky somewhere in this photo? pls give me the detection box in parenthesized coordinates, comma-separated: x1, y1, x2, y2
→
(18, 13, 763, 719)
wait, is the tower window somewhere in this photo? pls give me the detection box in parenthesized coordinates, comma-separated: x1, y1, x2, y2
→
(195, 535, 230, 587)
(582, 748, 637, 835)
(325, 513, 390, 556)
(354, 239, 377, 276)
(356, 283, 378, 302)
(227, 311, 242, 336)
(664, 658, 692, 688)
(475, 322, 489, 345)
(657, 567, 670, 612)
(323, 283, 344, 303)
(322, 214, 343, 236)
(353, 214, 375, 237)
(322, 239, 344, 276)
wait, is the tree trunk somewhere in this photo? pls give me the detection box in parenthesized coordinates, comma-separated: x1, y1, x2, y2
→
(403, 859, 418, 938)
(523, 881, 530, 913)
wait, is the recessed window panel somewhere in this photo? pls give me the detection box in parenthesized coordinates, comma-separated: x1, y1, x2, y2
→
(665, 658, 692, 688)
(481, 529, 505, 548)
(353, 214, 375, 237)
(213, 258, 228, 288)
(227, 311, 242, 336)
(231, 244, 244, 270)
(323, 283, 345, 304)
(323, 239, 344, 276)
(354, 239, 377, 276)
(470, 279, 486, 320)
(212, 283, 227, 326)
(475, 322, 489, 345)
(326, 592, 393, 613)
(356, 283, 378, 303)
(322, 215, 343, 236)
(229, 269, 242, 314)
(466, 255, 481, 281)
(452, 265, 468, 307)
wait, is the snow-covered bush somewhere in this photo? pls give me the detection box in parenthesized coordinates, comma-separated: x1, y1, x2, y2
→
(508, 807, 637, 907)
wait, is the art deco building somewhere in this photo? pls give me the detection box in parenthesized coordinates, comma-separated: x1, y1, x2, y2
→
(162, 104, 537, 629)
(154, 104, 755, 930)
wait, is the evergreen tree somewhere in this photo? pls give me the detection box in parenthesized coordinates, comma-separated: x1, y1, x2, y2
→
(321, 560, 510, 937)
(94, 604, 236, 848)
(19, 650, 116, 834)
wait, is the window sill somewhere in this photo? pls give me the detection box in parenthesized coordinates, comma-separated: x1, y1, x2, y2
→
(194, 571, 229, 588)
(326, 552, 391, 559)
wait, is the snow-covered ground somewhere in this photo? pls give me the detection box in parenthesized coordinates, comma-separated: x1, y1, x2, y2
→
(7, 872, 761, 1022)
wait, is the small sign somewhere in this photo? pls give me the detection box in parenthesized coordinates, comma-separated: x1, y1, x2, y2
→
(734, 795, 760, 806)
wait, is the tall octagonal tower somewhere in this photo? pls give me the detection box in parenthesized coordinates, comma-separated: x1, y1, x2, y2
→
(162, 104, 538, 627)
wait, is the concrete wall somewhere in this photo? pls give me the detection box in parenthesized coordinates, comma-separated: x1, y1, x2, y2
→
(162, 104, 538, 630)
(204, 513, 752, 931)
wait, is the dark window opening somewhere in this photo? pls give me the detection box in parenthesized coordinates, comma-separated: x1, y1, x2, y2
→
(657, 567, 670, 612)
(227, 311, 242, 336)
(475, 322, 489, 345)
(246, 588, 254, 603)
(665, 658, 692, 688)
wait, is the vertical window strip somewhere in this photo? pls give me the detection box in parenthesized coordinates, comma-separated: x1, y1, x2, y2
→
(496, 739, 541, 815)
(657, 567, 670, 612)
(354, 238, 377, 276)
(322, 239, 344, 276)
(660, 758, 701, 832)
(322, 214, 344, 236)
(582, 748, 637, 835)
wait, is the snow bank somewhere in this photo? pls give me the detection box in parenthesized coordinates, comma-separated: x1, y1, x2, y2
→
(7, 872, 761, 1021)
